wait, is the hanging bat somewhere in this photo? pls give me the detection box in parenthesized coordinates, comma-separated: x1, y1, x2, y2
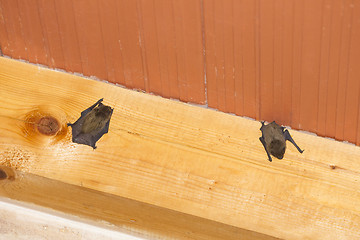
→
(67, 98, 113, 149)
(259, 121, 304, 162)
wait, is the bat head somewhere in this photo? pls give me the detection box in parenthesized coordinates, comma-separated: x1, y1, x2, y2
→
(269, 139, 286, 159)
(94, 105, 113, 118)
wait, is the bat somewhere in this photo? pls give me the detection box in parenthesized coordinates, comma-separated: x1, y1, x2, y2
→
(259, 121, 304, 162)
(67, 98, 113, 149)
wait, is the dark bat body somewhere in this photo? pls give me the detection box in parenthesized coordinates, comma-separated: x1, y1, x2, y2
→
(259, 121, 303, 162)
(68, 98, 113, 149)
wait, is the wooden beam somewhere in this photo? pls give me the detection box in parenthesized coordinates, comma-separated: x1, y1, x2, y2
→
(0, 197, 143, 240)
(0, 57, 359, 239)
(0, 167, 269, 239)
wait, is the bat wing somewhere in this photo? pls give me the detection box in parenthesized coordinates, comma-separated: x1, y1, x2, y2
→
(284, 130, 304, 153)
(68, 98, 108, 148)
(68, 120, 83, 140)
(259, 121, 272, 162)
(259, 136, 272, 162)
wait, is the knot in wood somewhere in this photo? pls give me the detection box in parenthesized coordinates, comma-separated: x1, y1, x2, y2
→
(37, 116, 60, 135)
(0, 169, 7, 180)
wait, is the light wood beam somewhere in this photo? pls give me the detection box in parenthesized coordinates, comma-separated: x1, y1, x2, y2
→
(0, 57, 359, 239)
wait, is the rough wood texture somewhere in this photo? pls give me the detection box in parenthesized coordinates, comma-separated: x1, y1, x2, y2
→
(0, 57, 359, 239)
(0, 167, 267, 240)
(0, 197, 143, 240)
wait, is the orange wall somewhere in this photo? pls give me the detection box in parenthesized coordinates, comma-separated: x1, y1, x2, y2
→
(1, 0, 360, 146)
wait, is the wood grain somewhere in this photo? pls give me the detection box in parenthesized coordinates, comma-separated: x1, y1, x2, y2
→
(0, 57, 360, 239)
(0, 167, 272, 240)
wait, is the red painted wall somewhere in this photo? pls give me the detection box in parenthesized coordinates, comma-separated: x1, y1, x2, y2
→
(1, 0, 360, 145)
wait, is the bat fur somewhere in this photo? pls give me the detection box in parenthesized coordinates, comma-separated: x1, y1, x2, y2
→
(259, 121, 304, 162)
(67, 98, 113, 149)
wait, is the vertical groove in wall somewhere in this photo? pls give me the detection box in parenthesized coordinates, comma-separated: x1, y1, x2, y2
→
(333, 0, 345, 140)
(96, 0, 110, 83)
(98, 0, 115, 83)
(54, 0, 82, 73)
(280, 0, 293, 127)
(204, 0, 216, 108)
(42, 0, 66, 69)
(225, 0, 236, 113)
(36, 1, 50, 67)
(53, 0, 65, 69)
(0, 1, 8, 56)
(185, 0, 205, 104)
(347, 1, 360, 145)
(335, 0, 353, 141)
(342, 0, 354, 141)
(200, 0, 208, 106)
(233, 0, 245, 116)
(14, 0, 29, 61)
(300, 0, 322, 132)
(290, 0, 304, 129)
(113, 0, 126, 86)
(317, 0, 330, 137)
(173, 1, 186, 101)
(326, 0, 342, 138)
(273, 0, 282, 124)
(259, 0, 275, 121)
(255, 0, 261, 120)
(136, 0, 149, 92)
(215, 0, 225, 110)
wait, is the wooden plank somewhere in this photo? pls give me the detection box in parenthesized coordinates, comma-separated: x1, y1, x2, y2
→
(0, 167, 268, 240)
(0, 57, 360, 239)
(0, 197, 143, 240)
